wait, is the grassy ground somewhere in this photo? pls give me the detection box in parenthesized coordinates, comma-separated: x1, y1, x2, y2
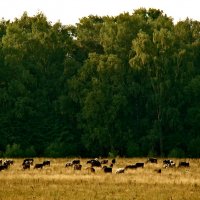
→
(0, 158, 200, 200)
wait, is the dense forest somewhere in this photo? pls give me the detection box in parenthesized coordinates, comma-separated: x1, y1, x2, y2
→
(0, 8, 200, 158)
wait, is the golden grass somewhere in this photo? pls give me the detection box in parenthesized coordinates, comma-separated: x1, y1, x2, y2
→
(0, 158, 200, 200)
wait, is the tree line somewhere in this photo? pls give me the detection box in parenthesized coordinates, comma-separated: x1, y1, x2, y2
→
(0, 8, 200, 158)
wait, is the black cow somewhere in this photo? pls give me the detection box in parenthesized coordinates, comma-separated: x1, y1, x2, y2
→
(125, 164, 137, 169)
(43, 160, 50, 166)
(111, 158, 116, 164)
(91, 160, 101, 167)
(135, 163, 144, 168)
(178, 161, 189, 167)
(102, 166, 112, 173)
(34, 163, 44, 169)
(72, 160, 80, 165)
(86, 159, 94, 164)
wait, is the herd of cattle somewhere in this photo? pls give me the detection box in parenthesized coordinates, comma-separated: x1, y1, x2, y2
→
(0, 157, 190, 174)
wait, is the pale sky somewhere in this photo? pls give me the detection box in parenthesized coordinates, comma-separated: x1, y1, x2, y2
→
(0, 0, 200, 25)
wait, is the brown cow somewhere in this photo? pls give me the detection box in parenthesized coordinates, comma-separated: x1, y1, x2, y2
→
(74, 164, 82, 170)
(86, 167, 95, 173)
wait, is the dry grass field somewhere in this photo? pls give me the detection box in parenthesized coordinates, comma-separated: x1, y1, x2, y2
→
(0, 158, 200, 200)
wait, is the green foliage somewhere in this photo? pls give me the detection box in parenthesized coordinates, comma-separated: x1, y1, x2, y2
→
(4, 144, 23, 158)
(24, 146, 37, 157)
(188, 137, 200, 157)
(44, 143, 65, 158)
(126, 141, 140, 157)
(0, 9, 199, 157)
(168, 148, 185, 158)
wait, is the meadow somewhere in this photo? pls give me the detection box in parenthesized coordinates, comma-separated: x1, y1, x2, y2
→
(0, 158, 200, 200)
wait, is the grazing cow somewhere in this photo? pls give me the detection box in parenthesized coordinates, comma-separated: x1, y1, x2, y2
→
(0, 163, 9, 171)
(4, 159, 14, 166)
(163, 160, 176, 168)
(102, 166, 112, 173)
(23, 162, 31, 170)
(34, 163, 44, 169)
(86, 167, 95, 173)
(178, 161, 190, 167)
(65, 162, 73, 167)
(100, 159, 108, 164)
(91, 160, 101, 167)
(125, 164, 137, 170)
(116, 168, 125, 174)
(74, 164, 82, 170)
(43, 160, 50, 166)
(135, 163, 144, 168)
(72, 160, 80, 165)
(23, 158, 34, 165)
(146, 158, 157, 164)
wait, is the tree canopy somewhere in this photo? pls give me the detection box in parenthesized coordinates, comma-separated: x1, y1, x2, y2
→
(0, 9, 200, 158)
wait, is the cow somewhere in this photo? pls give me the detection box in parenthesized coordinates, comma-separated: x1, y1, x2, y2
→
(91, 160, 101, 167)
(34, 163, 44, 169)
(135, 163, 144, 168)
(0, 163, 9, 171)
(23, 162, 31, 170)
(146, 158, 157, 164)
(43, 160, 50, 166)
(4, 159, 14, 166)
(102, 166, 112, 173)
(86, 167, 95, 173)
(72, 160, 80, 165)
(23, 158, 34, 166)
(111, 158, 116, 164)
(125, 164, 137, 170)
(116, 168, 125, 174)
(0, 159, 2, 165)
(86, 159, 95, 164)
(163, 160, 176, 168)
(74, 164, 82, 170)
(65, 162, 73, 167)
(178, 161, 190, 167)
